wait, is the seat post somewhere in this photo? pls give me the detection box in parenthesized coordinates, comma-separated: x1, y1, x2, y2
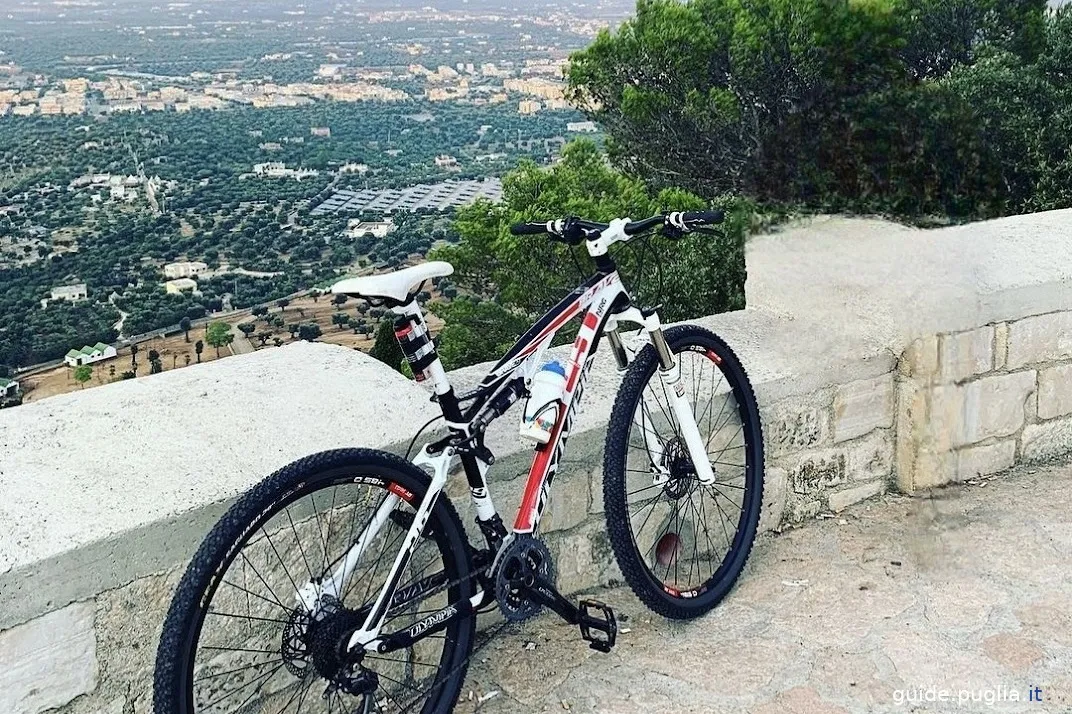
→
(394, 300, 452, 397)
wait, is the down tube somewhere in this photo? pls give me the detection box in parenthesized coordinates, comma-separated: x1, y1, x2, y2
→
(513, 277, 624, 534)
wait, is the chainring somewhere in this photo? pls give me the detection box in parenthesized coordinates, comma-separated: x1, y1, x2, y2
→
(494, 536, 554, 623)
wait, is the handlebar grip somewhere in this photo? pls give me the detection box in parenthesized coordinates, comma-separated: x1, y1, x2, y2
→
(682, 210, 725, 225)
(509, 222, 550, 236)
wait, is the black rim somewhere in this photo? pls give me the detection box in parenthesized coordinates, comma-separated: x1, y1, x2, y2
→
(623, 344, 755, 599)
(181, 471, 466, 714)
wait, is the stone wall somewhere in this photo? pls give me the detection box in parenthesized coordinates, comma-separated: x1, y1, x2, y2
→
(4, 211, 1072, 714)
(897, 310, 1072, 491)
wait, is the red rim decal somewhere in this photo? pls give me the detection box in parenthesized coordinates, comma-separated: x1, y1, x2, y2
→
(706, 349, 722, 365)
(388, 482, 414, 502)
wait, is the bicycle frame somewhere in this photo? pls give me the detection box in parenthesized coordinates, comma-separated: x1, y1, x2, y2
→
(298, 223, 717, 654)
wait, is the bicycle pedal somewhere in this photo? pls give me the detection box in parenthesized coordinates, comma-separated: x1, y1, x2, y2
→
(577, 599, 617, 653)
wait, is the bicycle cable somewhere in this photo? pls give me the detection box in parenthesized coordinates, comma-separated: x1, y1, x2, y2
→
(405, 415, 444, 460)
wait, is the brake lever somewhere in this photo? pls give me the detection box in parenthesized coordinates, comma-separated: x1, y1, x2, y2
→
(660, 225, 685, 240)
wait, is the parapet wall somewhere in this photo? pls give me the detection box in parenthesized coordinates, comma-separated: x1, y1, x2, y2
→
(2, 210, 1072, 714)
(898, 312, 1072, 491)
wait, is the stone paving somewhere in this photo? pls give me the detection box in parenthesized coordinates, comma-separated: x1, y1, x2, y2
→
(458, 462, 1072, 714)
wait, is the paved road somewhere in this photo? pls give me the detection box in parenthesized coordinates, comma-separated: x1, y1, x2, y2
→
(228, 322, 255, 355)
(460, 462, 1072, 714)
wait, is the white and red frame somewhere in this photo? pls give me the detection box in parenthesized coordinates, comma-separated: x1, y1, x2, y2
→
(300, 220, 717, 653)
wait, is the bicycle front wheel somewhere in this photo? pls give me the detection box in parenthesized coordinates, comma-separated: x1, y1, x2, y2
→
(154, 448, 475, 714)
(603, 325, 764, 619)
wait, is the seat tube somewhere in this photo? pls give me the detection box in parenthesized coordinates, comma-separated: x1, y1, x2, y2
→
(397, 301, 451, 396)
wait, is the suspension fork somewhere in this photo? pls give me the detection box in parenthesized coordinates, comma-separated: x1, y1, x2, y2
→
(648, 324, 716, 487)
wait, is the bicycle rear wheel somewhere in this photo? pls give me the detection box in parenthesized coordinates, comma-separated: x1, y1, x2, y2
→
(603, 325, 763, 619)
(154, 448, 475, 714)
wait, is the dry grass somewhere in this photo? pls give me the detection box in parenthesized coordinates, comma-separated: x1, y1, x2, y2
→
(20, 326, 226, 403)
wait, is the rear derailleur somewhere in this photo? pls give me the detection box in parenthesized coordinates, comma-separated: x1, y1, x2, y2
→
(493, 535, 617, 653)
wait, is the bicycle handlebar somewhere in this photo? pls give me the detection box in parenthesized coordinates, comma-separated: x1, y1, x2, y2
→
(509, 221, 555, 236)
(509, 210, 725, 242)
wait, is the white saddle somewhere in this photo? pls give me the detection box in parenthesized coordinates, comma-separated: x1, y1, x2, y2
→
(331, 261, 454, 303)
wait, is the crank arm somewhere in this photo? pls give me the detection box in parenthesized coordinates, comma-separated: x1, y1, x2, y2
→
(513, 573, 582, 624)
(514, 574, 617, 652)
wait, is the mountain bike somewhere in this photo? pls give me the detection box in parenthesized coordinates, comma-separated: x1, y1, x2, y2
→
(154, 210, 764, 714)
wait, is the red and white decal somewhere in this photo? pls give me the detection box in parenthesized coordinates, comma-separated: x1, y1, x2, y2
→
(388, 482, 414, 502)
(514, 294, 611, 532)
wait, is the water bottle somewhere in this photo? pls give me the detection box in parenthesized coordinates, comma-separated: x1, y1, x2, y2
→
(520, 361, 567, 445)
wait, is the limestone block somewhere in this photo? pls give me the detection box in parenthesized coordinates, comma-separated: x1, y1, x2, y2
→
(540, 468, 590, 533)
(787, 496, 822, 522)
(788, 450, 847, 495)
(895, 380, 927, 492)
(1006, 311, 1072, 369)
(939, 326, 994, 383)
(587, 465, 605, 515)
(94, 569, 182, 698)
(846, 431, 894, 482)
(1038, 363, 1072, 420)
(900, 335, 939, 379)
(0, 602, 98, 714)
(907, 448, 955, 491)
(1022, 417, 1072, 464)
(994, 322, 1009, 370)
(767, 396, 830, 456)
(827, 480, 885, 512)
(833, 374, 894, 443)
(549, 524, 620, 595)
(931, 371, 1036, 448)
(955, 440, 1016, 481)
(759, 466, 788, 533)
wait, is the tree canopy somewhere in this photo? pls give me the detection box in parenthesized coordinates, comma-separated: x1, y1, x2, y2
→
(567, 0, 1071, 220)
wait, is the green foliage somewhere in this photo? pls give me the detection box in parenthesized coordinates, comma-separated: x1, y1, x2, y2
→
(431, 140, 747, 368)
(73, 364, 93, 387)
(567, 0, 1071, 220)
(0, 300, 118, 368)
(368, 320, 405, 373)
(298, 323, 323, 341)
(205, 321, 233, 356)
(431, 297, 533, 370)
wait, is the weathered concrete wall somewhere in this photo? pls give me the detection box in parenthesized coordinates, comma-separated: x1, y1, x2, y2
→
(3, 210, 1072, 714)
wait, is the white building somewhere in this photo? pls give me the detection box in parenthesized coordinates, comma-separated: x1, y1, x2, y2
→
(164, 261, 209, 279)
(347, 220, 395, 238)
(251, 162, 319, 180)
(434, 155, 460, 171)
(65, 342, 117, 367)
(165, 278, 201, 296)
(567, 121, 599, 133)
(0, 377, 20, 401)
(51, 283, 88, 302)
